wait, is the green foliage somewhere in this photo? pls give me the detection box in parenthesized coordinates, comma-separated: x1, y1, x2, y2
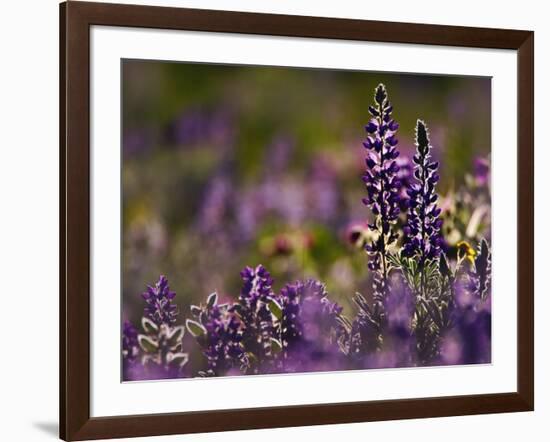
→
(186, 319, 207, 338)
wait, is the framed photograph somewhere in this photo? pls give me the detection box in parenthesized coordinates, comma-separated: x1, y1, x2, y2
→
(60, 1, 534, 440)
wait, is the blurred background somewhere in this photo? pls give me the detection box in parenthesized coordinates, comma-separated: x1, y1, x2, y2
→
(122, 59, 491, 326)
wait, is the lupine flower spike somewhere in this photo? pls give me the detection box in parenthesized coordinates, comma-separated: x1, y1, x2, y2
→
(402, 120, 443, 293)
(141, 275, 178, 326)
(362, 83, 401, 300)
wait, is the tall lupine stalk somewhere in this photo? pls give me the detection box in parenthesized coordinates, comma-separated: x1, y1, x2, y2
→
(400, 120, 443, 363)
(402, 120, 443, 296)
(362, 83, 402, 301)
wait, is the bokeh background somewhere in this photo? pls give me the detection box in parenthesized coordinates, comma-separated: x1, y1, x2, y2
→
(122, 59, 490, 331)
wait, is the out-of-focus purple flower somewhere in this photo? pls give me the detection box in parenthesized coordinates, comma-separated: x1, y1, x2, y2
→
(123, 128, 154, 158)
(378, 277, 416, 367)
(236, 180, 308, 238)
(265, 135, 294, 175)
(167, 108, 234, 148)
(348, 276, 415, 367)
(142, 275, 178, 326)
(122, 320, 139, 363)
(473, 156, 490, 187)
(197, 175, 233, 234)
(439, 279, 491, 365)
(383, 277, 414, 335)
(402, 120, 443, 266)
(277, 279, 345, 372)
(275, 181, 308, 226)
(362, 83, 402, 299)
(122, 320, 141, 381)
(308, 156, 338, 222)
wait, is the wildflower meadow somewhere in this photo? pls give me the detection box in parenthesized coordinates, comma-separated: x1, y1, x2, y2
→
(122, 62, 491, 381)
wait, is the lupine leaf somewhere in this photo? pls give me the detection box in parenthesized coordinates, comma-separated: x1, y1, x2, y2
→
(167, 352, 189, 367)
(207, 292, 218, 308)
(141, 317, 158, 334)
(167, 325, 185, 348)
(186, 319, 207, 338)
(138, 334, 158, 353)
(270, 338, 282, 354)
(267, 298, 283, 321)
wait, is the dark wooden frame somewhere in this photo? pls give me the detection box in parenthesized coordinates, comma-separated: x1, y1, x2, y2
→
(60, 1, 534, 440)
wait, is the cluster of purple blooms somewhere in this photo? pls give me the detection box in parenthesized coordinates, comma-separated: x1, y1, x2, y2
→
(122, 83, 492, 380)
(181, 266, 346, 376)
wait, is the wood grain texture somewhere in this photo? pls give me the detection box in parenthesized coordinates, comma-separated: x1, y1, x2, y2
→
(59, 1, 534, 440)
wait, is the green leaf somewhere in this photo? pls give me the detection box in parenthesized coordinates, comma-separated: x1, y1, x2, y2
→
(167, 325, 185, 348)
(167, 352, 189, 367)
(141, 317, 158, 334)
(138, 334, 158, 353)
(246, 352, 258, 364)
(207, 292, 218, 308)
(186, 319, 207, 338)
(267, 298, 283, 321)
(270, 338, 282, 354)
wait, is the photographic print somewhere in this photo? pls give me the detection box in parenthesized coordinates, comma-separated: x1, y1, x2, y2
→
(121, 61, 492, 381)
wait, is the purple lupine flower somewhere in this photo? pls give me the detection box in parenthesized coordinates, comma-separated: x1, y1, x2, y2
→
(348, 274, 414, 368)
(264, 135, 294, 175)
(473, 156, 490, 187)
(362, 83, 402, 300)
(439, 280, 491, 365)
(383, 276, 414, 341)
(196, 175, 232, 235)
(308, 156, 338, 223)
(123, 128, 153, 158)
(277, 279, 345, 372)
(355, 277, 416, 369)
(167, 108, 234, 147)
(141, 275, 178, 326)
(233, 265, 277, 372)
(402, 120, 443, 269)
(187, 293, 245, 376)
